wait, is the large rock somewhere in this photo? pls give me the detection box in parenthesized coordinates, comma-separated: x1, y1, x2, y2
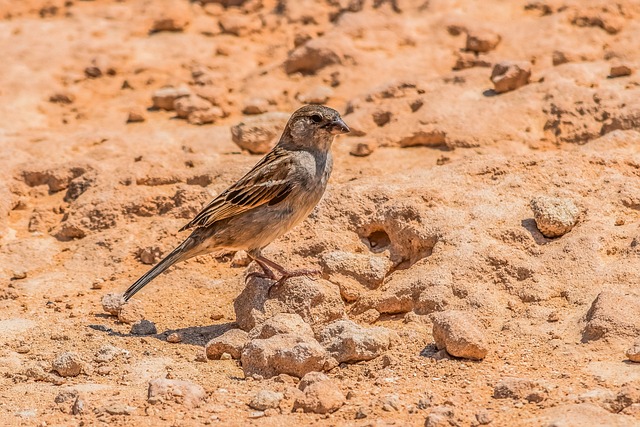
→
(583, 290, 640, 341)
(234, 276, 345, 334)
(318, 319, 397, 363)
(230, 112, 289, 154)
(465, 28, 501, 53)
(147, 378, 206, 408)
(248, 313, 314, 340)
(241, 333, 332, 378)
(431, 310, 489, 360)
(205, 328, 249, 360)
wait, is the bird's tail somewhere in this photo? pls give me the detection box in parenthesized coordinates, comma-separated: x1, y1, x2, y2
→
(122, 240, 192, 301)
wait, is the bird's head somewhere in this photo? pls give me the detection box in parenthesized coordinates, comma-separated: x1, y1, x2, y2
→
(281, 104, 350, 150)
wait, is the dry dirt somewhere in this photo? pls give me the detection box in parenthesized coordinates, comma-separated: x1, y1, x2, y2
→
(2, 0, 640, 426)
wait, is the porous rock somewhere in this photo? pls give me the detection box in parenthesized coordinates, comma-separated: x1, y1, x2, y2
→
(318, 319, 397, 363)
(248, 313, 314, 340)
(626, 341, 640, 363)
(231, 112, 290, 154)
(234, 275, 345, 334)
(583, 290, 640, 341)
(205, 328, 249, 360)
(148, 378, 206, 408)
(530, 196, 580, 238)
(319, 251, 392, 289)
(431, 310, 489, 360)
(241, 333, 331, 378)
(52, 352, 83, 377)
(101, 293, 125, 316)
(491, 61, 532, 94)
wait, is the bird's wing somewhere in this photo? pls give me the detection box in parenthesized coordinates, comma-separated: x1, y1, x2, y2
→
(179, 147, 295, 231)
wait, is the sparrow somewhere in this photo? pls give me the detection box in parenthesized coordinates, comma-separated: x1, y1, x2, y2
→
(122, 105, 350, 301)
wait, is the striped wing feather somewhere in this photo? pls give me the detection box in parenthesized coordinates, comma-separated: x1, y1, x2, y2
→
(180, 147, 294, 231)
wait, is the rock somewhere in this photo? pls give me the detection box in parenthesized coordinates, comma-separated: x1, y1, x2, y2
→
(493, 377, 549, 402)
(130, 319, 157, 335)
(126, 109, 146, 123)
(529, 196, 580, 238)
(84, 66, 101, 78)
(425, 406, 456, 427)
(149, 0, 191, 33)
(219, 12, 262, 36)
(201, 0, 247, 7)
(242, 98, 270, 115)
(167, 332, 182, 343)
(626, 341, 640, 362)
(610, 63, 633, 78)
(397, 127, 447, 148)
(297, 85, 333, 104)
(138, 246, 163, 265)
(231, 250, 251, 267)
(72, 396, 85, 415)
(188, 106, 224, 125)
(570, 6, 625, 34)
(431, 310, 489, 360)
(319, 251, 392, 289)
(465, 29, 501, 53)
(284, 37, 344, 75)
(453, 51, 492, 70)
(248, 313, 314, 340)
(234, 275, 345, 334)
(94, 344, 122, 363)
(174, 95, 214, 119)
(151, 86, 190, 111)
(148, 378, 206, 408)
(318, 319, 397, 363)
(241, 333, 331, 378)
(205, 328, 249, 360)
(249, 390, 283, 410)
(583, 290, 640, 341)
(292, 372, 345, 414)
(118, 300, 145, 324)
(49, 92, 74, 104)
(101, 293, 125, 316)
(350, 142, 375, 157)
(609, 384, 640, 413)
(52, 352, 83, 377)
(21, 163, 91, 193)
(104, 403, 136, 415)
(490, 61, 531, 94)
(230, 112, 290, 154)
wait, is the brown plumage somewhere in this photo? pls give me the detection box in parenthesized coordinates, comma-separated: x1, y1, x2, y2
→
(122, 105, 349, 301)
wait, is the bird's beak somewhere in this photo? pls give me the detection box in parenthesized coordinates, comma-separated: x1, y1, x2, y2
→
(329, 118, 350, 135)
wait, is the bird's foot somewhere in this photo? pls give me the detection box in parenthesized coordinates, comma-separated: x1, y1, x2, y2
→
(267, 268, 322, 297)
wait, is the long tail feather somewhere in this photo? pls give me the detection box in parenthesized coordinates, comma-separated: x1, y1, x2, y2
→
(123, 241, 190, 301)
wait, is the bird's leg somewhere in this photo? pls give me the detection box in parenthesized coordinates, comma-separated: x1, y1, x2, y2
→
(244, 254, 278, 284)
(254, 255, 321, 288)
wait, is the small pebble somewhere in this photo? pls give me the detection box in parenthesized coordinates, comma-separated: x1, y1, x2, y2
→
(167, 332, 182, 343)
(52, 352, 83, 377)
(11, 270, 27, 280)
(220, 352, 232, 361)
(626, 341, 640, 362)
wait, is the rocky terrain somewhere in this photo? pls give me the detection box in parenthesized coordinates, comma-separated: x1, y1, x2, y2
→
(1, 0, 640, 425)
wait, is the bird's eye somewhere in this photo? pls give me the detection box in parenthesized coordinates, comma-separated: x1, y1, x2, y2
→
(310, 114, 322, 123)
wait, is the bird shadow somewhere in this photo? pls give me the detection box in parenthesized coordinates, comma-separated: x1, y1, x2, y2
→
(88, 321, 236, 347)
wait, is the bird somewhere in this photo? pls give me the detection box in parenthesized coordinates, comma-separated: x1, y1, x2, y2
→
(122, 104, 350, 301)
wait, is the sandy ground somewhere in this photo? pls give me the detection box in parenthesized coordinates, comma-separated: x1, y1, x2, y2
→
(2, 0, 640, 426)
